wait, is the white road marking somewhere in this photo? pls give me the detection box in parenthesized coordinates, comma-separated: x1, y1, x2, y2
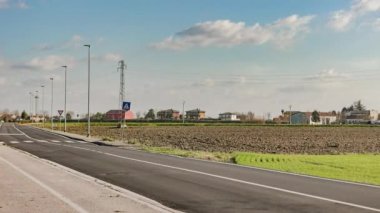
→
(38, 141, 380, 212)
(50, 140, 61, 143)
(10, 141, 19, 144)
(0, 133, 24, 136)
(37, 140, 48, 142)
(26, 124, 380, 189)
(64, 140, 74, 143)
(24, 140, 34, 143)
(0, 155, 88, 213)
(13, 124, 380, 212)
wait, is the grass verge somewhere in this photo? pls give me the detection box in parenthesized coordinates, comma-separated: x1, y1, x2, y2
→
(142, 147, 380, 185)
(234, 152, 380, 185)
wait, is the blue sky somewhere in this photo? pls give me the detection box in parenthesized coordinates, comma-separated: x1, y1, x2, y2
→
(1, 0, 380, 118)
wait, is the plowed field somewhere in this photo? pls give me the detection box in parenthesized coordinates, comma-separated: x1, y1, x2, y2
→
(64, 125, 380, 154)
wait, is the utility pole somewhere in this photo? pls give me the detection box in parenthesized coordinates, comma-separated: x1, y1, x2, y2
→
(41, 85, 45, 127)
(84, 44, 91, 137)
(35, 90, 39, 117)
(50, 78, 54, 130)
(29, 92, 33, 118)
(117, 60, 127, 128)
(182, 101, 185, 124)
(62, 65, 67, 132)
(289, 105, 292, 125)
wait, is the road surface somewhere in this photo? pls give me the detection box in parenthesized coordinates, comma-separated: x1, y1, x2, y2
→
(1, 123, 380, 213)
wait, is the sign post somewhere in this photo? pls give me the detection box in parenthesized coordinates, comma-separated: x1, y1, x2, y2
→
(58, 110, 63, 131)
(120, 101, 131, 142)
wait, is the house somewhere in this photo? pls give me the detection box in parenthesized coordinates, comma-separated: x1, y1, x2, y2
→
(157, 109, 180, 120)
(186, 109, 205, 120)
(105, 110, 134, 121)
(290, 112, 308, 124)
(306, 112, 337, 125)
(219, 112, 240, 121)
(343, 110, 378, 124)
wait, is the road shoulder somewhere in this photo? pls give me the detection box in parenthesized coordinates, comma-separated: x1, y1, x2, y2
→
(0, 144, 178, 213)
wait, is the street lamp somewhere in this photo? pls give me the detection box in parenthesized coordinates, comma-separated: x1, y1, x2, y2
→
(35, 90, 39, 117)
(41, 85, 45, 127)
(50, 78, 54, 130)
(182, 101, 185, 124)
(29, 92, 33, 118)
(84, 44, 91, 137)
(62, 65, 67, 132)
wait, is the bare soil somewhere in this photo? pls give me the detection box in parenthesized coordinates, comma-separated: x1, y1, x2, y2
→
(65, 125, 380, 154)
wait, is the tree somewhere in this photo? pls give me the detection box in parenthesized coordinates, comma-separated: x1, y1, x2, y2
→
(145, 109, 155, 120)
(21, 110, 28, 120)
(67, 111, 75, 120)
(353, 100, 366, 111)
(91, 112, 105, 121)
(311, 110, 320, 123)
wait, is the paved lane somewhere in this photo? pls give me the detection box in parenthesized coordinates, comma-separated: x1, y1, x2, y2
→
(1, 123, 380, 213)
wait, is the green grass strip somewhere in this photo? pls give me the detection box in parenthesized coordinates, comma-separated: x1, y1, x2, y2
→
(234, 152, 380, 185)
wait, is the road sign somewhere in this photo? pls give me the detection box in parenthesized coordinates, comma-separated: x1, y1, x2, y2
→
(58, 110, 64, 116)
(122, 101, 131, 111)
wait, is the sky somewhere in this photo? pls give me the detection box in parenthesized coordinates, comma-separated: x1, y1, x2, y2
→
(1, 0, 380, 118)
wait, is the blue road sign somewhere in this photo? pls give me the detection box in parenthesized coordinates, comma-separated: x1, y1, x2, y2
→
(122, 101, 131, 111)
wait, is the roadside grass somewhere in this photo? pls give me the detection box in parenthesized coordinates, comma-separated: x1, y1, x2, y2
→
(234, 152, 380, 185)
(141, 146, 380, 185)
(141, 146, 232, 162)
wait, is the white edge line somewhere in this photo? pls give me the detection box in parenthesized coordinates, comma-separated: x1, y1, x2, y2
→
(25, 123, 380, 189)
(25, 140, 380, 212)
(0, 155, 88, 213)
(14, 124, 380, 212)
(141, 150, 380, 189)
(10, 125, 180, 213)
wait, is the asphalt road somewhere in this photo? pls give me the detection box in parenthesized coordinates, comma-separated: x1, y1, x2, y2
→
(1, 123, 380, 213)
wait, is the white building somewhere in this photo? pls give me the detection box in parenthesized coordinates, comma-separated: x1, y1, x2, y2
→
(307, 112, 337, 125)
(219, 112, 240, 121)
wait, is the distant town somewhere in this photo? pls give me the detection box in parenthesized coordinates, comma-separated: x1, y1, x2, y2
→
(1, 100, 379, 125)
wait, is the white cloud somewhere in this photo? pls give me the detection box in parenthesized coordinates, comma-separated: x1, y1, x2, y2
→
(329, 0, 380, 31)
(0, 77, 6, 85)
(92, 53, 122, 63)
(34, 35, 85, 51)
(16, 0, 28, 9)
(13, 55, 76, 71)
(0, 0, 9, 8)
(0, 0, 28, 9)
(103, 53, 122, 62)
(306, 69, 348, 81)
(64, 35, 84, 48)
(152, 14, 315, 50)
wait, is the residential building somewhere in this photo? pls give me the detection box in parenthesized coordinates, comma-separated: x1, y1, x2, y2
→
(186, 109, 205, 120)
(343, 110, 378, 124)
(157, 109, 180, 120)
(219, 112, 240, 121)
(306, 112, 337, 125)
(105, 110, 134, 121)
(290, 112, 308, 124)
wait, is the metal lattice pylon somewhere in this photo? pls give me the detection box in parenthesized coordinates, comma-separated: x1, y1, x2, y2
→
(117, 60, 127, 109)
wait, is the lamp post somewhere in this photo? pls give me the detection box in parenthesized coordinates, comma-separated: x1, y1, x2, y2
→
(41, 85, 45, 127)
(50, 78, 54, 130)
(182, 101, 185, 124)
(62, 65, 67, 132)
(29, 92, 33, 119)
(35, 90, 39, 117)
(84, 44, 91, 137)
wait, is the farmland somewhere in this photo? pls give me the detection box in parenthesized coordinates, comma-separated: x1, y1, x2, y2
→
(48, 123, 380, 154)
(37, 122, 380, 185)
